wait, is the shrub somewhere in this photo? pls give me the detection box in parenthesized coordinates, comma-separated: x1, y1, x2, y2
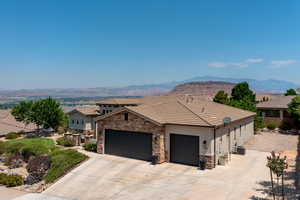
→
(266, 122, 279, 130)
(0, 173, 23, 187)
(4, 155, 23, 169)
(5, 132, 19, 140)
(56, 137, 75, 147)
(26, 156, 51, 184)
(83, 142, 97, 152)
(279, 120, 292, 131)
(0, 138, 56, 160)
(44, 149, 88, 183)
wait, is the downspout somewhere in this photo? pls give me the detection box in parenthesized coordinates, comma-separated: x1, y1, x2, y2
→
(213, 127, 216, 168)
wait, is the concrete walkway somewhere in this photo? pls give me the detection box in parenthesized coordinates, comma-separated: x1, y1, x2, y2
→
(0, 186, 28, 200)
(41, 150, 270, 200)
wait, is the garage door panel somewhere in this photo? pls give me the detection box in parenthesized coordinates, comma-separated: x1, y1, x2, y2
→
(170, 134, 199, 166)
(105, 129, 152, 161)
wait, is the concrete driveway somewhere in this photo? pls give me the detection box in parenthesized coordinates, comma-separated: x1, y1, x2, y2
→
(43, 150, 270, 200)
(0, 186, 28, 200)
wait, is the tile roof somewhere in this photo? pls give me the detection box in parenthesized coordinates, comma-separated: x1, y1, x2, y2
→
(96, 98, 142, 105)
(96, 96, 255, 127)
(68, 106, 99, 116)
(256, 96, 295, 109)
(0, 110, 36, 135)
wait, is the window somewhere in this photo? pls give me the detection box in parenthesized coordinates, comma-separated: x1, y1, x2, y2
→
(124, 113, 128, 121)
(81, 120, 84, 124)
(72, 120, 75, 124)
(77, 120, 79, 124)
(264, 110, 280, 118)
(102, 110, 105, 115)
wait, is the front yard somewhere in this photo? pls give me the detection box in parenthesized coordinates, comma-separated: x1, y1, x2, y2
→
(0, 137, 88, 193)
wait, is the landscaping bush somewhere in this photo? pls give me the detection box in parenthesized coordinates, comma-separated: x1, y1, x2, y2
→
(26, 156, 51, 184)
(266, 122, 279, 130)
(83, 142, 97, 152)
(0, 138, 56, 160)
(5, 132, 19, 140)
(0, 173, 23, 187)
(56, 137, 75, 147)
(4, 155, 24, 169)
(44, 149, 88, 183)
(279, 120, 292, 131)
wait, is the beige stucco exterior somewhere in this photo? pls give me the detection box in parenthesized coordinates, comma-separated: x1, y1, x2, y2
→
(68, 112, 96, 133)
(96, 109, 254, 168)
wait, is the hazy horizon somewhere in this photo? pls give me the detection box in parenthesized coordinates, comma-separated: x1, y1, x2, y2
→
(1, 1, 300, 89)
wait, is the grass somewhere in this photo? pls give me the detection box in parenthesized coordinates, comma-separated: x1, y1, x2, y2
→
(0, 138, 57, 160)
(44, 149, 88, 183)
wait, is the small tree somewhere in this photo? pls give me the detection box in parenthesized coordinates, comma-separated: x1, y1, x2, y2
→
(284, 88, 297, 96)
(11, 97, 67, 132)
(267, 151, 288, 200)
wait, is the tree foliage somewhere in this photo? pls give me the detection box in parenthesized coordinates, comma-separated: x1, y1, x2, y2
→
(213, 90, 229, 104)
(288, 96, 300, 125)
(213, 82, 256, 112)
(284, 88, 297, 96)
(11, 97, 68, 131)
(213, 82, 262, 130)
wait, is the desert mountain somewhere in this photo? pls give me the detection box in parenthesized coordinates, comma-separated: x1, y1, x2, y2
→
(167, 81, 235, 99)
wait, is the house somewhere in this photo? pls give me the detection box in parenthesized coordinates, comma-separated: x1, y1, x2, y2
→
(95, 97, 255, 169)
(96, 98, 142, 115)
(67, 106, 100, 135)
(256, 96, 295, 124)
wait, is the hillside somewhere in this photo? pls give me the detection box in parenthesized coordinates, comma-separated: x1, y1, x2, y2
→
(167, 81, 235, 99)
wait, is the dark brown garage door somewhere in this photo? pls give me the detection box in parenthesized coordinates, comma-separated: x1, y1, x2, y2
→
(170, 134, 199, 166)
(105, 129, 152, 161)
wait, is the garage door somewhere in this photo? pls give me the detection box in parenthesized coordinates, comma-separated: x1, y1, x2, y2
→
(170, 134, 199, 166)
(105, 129, 152, 161)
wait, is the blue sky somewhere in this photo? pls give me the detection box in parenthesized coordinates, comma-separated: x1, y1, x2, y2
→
(1, 0, 300, 89)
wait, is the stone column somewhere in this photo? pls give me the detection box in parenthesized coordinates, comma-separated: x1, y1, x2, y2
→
(152, 133, 165, 164)
(280, 110, 284, 120)
(72, 134, 81, 146)
(97, 130, 104, 154)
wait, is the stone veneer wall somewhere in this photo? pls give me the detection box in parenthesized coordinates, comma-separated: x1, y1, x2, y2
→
(97, 111, 166, 163)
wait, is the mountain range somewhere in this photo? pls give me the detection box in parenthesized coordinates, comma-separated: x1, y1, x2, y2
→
(0, 76, 299, 98)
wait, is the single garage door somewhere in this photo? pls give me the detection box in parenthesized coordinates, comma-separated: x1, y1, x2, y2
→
(170, 134, 199, 166)
(105, 129, 152, 161)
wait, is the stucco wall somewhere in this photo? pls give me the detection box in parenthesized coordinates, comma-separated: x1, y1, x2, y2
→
(68, 112, 95, 131)
(215, 117, 254, 159)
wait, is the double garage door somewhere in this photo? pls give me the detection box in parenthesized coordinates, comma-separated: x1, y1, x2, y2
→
(105, 129, 152, 161)
(104, 129, 199, 166)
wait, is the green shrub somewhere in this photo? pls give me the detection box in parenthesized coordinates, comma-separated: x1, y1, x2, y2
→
(56, 137, 75, 147)
(266, 122, 279, 130)
(279, 120, 292, 131)
(5, 132, 19, 140)
(83, 142, 97, 152)
(0, 138, 56, 160)
(0, 173, 23, 187)
(44, 149, 88, 183)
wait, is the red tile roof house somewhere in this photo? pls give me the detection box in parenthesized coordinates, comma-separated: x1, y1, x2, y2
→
(256, 96, 295, 124)
(94, 97, 255, 169)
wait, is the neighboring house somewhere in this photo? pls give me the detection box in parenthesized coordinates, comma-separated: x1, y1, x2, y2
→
(96, 98, 142, 115)
(95, 97, 255, 169)
(256, 96, 295, 124)
(67, 106, 100, 134)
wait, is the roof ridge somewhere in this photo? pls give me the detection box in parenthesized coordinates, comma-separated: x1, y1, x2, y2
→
(176, 100, 213, 126)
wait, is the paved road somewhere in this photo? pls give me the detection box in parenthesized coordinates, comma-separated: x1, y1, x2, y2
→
(42, 150, 271, 200)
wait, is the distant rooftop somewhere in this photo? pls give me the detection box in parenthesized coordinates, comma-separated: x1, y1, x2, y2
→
(256, 96, 295, 109)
